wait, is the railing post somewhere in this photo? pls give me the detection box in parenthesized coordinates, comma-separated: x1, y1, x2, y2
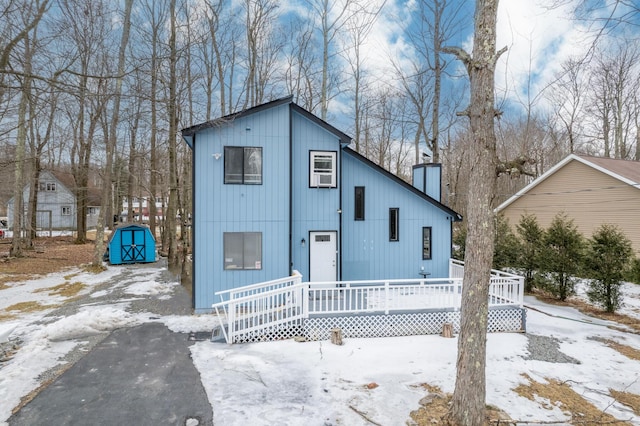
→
(384, 281, 390, 314)
(518, 276, 524, 307)
(303, 282, 310, 319)
(228, 301, 236, 344)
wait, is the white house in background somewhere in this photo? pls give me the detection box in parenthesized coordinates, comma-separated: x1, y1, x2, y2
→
(119, 196, 167, 223)
(6, 170, 101, 230)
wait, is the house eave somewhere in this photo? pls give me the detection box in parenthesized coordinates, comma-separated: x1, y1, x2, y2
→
(495, 153, 640, 213)
(180, 96, 295, 138)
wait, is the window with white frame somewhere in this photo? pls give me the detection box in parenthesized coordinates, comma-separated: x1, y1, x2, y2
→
(39, 181, 56, 192)
(61, 206, 72, 216)
(224, 146, 263, 184)
(223, 232, 262, 270)
(309, 151, 337, 188)
(87, 207, 98, 215)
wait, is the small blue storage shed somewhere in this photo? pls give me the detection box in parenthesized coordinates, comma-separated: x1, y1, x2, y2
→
(107, 224, 156, 264)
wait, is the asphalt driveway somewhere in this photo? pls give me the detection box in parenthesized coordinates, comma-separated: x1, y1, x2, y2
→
(7, 261, 213, 426)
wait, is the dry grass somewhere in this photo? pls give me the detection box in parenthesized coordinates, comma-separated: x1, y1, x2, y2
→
(590, 337, 640, 361)
(609, 389, 640, 416)
(33, 281, 86, 298)
(409, 384, 512, 425)
(533, 292, 640, 334)
(4, 301, 57, 313)
(513, 373, 631, 425)
(0, 238, 95, 290)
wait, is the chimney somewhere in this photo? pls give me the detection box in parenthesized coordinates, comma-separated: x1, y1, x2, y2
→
(412, 163, 441, 201)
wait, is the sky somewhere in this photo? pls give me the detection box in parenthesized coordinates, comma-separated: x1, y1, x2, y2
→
(1, 260, 640, 424)
(331, 0, 635, 117)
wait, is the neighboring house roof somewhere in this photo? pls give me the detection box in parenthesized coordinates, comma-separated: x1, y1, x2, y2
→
(49, 170, 103, 207)
(6, 170, 102, 207)
(344, 147, 462, 221)
(181, 95, 352, 146)
(495, 153, 640, 212)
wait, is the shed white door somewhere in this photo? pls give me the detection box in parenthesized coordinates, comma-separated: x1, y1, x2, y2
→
(309, 231, 337, 282)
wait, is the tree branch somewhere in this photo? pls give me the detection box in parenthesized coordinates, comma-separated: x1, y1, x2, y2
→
(442, 46, 472, 74)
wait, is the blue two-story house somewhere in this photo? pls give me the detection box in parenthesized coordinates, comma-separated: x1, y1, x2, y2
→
(181, 96, 462, 313)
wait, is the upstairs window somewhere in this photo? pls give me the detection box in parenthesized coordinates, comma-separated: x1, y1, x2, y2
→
(225, 146, 263, 184)
(39, 181, 56, 192)
(422, 227, 432, 260)
(61, 206, 72, 216)
(310, 151, 337, 188)
(354, 186, 365, 220)
(389, 208, 399, 241)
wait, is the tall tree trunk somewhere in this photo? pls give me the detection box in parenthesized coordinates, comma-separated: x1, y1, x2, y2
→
(166, 0, 179, 267)
(10, 52, 32, 257)
(431, 0, 443, 163)
(444, 1, 505, 424)
(93, 0, 133, 267)
(148, 3, 160, 238)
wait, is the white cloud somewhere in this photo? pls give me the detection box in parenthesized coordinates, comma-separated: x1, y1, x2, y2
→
(495, 1, 595, 110)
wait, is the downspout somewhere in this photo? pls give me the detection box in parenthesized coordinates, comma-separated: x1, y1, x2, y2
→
(338, 144, 343, 280)
(288, 106, 293, 276)
(190, 133, 196, 309)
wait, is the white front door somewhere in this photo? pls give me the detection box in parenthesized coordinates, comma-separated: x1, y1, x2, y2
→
(309, 231, 337, 282)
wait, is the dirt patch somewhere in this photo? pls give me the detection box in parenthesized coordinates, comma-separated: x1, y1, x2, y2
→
(409, 384, 512, 425)
(514, 373, 630, 425)
(0, 237, 95, 286)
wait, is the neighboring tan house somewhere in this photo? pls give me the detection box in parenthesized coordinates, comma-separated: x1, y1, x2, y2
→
(6, 170, 102, 231)
(496, 154, 640, 255)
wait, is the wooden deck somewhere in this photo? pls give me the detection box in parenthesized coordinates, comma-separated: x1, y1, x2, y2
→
(212, 260, 525, 344)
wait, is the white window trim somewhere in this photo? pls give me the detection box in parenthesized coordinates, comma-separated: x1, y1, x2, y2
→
(309, 151, 337, 188)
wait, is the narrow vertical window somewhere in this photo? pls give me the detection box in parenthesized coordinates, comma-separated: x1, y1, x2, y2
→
(354, 186, 365, 220)
(389, 208, 399, 241)
(422, 227, 432, 260)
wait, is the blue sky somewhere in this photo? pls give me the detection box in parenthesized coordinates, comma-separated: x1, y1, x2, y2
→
(319, 0, 637, 118)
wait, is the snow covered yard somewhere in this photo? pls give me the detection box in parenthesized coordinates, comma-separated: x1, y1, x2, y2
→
(1, 260, 639, 425)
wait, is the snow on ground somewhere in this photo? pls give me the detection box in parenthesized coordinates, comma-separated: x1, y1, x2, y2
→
(1, 263, 640, 425)
(190, 292, 640, 425)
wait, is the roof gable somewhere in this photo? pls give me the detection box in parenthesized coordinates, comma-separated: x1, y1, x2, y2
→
(496, 154, 640, 212)
(343, 147, 462, 221)
(181, 96, 352, 147)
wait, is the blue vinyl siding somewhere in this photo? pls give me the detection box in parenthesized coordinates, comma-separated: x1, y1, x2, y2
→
(342, 152, 452, 280)
(290, 110, 341, 279)
(192, 104, 291, 311)
(185, 98, 459, 312)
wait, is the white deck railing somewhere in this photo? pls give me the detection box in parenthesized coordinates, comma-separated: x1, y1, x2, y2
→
(213, 261, 524, 343)
(212, 271, 305, 344)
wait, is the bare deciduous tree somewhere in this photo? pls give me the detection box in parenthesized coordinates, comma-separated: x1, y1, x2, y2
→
(443, 0, 506, 423)
(93, 0, 133, 267)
